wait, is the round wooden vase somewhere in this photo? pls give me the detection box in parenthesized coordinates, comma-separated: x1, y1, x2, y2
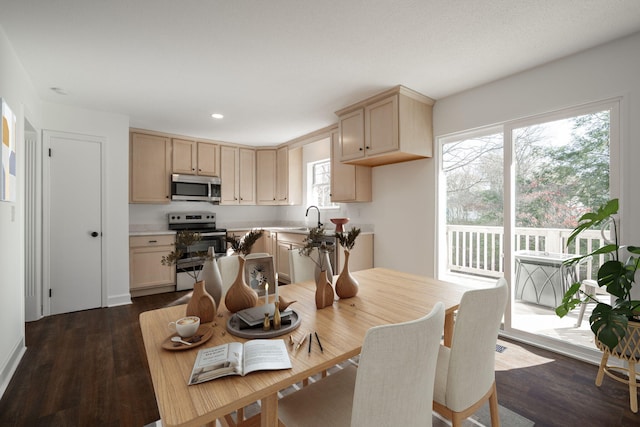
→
(200, 247, 223, 307)
(335, 250, 359, 298)
(315, 269, 334, 309)
(186, 280, 217, 323)
(224, 256, 259, 313)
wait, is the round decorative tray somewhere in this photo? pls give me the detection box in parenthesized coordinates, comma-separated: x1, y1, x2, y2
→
(161, 324, 214, 351)
(226, 310, 301, 339)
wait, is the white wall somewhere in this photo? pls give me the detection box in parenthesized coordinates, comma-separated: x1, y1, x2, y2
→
(42, 102, 131, 307)
(0, 27, 41, 398)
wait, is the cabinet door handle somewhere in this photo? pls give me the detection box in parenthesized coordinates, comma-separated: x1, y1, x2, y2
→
(148, 240, 158, 243)
(359, 147, 363, 151)
(365, 146, 370, 149)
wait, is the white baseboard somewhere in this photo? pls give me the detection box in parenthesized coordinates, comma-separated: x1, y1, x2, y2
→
(0, 337, 26, 400)
(107, 292, 132, 307)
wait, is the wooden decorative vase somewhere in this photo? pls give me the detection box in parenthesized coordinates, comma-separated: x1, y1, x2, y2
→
(335, 250, 359, 298)
(224, 256, 259, 313)
(315, 269, 334, 309)
(186, 280, 217, 323)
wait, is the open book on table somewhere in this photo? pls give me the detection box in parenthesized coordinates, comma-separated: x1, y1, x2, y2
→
(188, 339, 292, 385)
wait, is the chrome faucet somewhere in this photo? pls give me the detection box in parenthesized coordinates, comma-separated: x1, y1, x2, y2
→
(305, 205, 322, 229)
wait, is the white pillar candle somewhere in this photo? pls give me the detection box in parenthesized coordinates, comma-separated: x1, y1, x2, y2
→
(274, 276, 279, 304)
(265, 283, 269, 305)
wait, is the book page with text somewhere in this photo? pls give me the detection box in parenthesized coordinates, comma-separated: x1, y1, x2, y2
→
(243, 339, 292, 374)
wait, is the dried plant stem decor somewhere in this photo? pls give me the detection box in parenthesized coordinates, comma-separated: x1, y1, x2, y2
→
(335, 227, 361, 298)
(226, 229, 264, 255)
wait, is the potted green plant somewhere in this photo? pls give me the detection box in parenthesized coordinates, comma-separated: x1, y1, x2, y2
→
(335, 227, 361, 298)
(556, 199, 640, 351)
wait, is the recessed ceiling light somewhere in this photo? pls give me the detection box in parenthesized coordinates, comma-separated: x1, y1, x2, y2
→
(211, 113, 224, 119)
(50, 87, 68, 95)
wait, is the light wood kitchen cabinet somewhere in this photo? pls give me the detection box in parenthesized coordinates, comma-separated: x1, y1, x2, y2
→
(220, 146, 255, 205)
(256, 149, 277, 204)
(130, 132, 171, 203)
(172, 138, 197, 174)
(277, 146, 302, 205)
(275, 232, 307, 284)
(256, 146, 302, 205)
(330, 128, 372, 202)
(239, 148, 256, 204)
(196, 141, 220, 176)
(335, 85, 434, 167)
(173, 138, 220, 176)
(129, 234, 176, 297)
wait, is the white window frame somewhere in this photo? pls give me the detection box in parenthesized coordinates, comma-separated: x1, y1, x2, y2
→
(306, 159, 338, 210)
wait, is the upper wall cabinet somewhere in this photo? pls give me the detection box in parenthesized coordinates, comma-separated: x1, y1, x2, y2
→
(256, 149, 277, 204)
(330, 128, 371, 203)
(172, 138, 220, 177)
(130, 132, 171, 204)
(335, 85, 434, 167)
(256, 146, 302, 205)
(220, 145, 255, 205)
(277, 146, 302, 205)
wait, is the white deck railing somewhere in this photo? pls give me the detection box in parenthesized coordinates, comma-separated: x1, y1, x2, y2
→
(447, 225, 605, 280)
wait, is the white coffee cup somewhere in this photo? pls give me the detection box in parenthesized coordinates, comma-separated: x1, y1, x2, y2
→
(168, 316, 200, 338)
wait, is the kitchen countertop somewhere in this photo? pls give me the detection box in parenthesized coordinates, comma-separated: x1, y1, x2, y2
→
(130, 224, 373, 236)
(129, 225, 177, 236)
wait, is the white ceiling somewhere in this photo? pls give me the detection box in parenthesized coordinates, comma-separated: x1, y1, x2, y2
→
(2, 1, 640, 146)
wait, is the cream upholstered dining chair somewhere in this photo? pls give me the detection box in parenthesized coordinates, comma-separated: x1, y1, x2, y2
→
(216, 253, 271, 427)
(288, 248, 316, 283)
(278, 302, 445, 427)
(432, 278, 508, 427)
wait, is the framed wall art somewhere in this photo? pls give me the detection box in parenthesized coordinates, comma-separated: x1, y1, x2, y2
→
(1, 98, 17, 202)
(244, 255, 276, 297)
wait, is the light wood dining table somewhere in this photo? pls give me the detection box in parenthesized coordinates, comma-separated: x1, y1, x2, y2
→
(139, 268, 470, 427)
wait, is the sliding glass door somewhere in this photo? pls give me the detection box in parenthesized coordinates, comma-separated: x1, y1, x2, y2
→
(438, 99, 619, 359)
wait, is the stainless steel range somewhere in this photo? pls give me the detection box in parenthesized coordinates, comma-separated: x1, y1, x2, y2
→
(168, 212, 227, 291)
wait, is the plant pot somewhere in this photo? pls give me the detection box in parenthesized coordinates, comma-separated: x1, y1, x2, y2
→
(315, 269, 334, 309)
(224, 256, 259, 313)
(595, 319, 640, 360)
(186, 280, 217, 323)
(595, 320, 640, 413)
(335, 249, 358, 298)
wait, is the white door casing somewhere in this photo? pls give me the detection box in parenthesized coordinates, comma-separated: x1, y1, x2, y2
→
(43, 131, 104, 315)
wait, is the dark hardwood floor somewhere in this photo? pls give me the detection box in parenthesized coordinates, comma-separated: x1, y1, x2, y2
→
(0, 290, 638, 426)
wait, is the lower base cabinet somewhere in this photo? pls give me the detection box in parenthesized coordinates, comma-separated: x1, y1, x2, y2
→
(129, 234, 176, 297)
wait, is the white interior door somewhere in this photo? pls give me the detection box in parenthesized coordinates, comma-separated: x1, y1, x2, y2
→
(44, 131, 103, 315)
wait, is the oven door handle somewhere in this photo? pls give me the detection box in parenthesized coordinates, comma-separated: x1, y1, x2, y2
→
(198, 232, 226, 237)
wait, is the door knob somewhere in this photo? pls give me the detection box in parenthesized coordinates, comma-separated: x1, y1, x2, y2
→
(91, 231, 99, 237)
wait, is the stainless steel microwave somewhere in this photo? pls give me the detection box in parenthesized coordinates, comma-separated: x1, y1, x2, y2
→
(171, 174, 221, 203)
